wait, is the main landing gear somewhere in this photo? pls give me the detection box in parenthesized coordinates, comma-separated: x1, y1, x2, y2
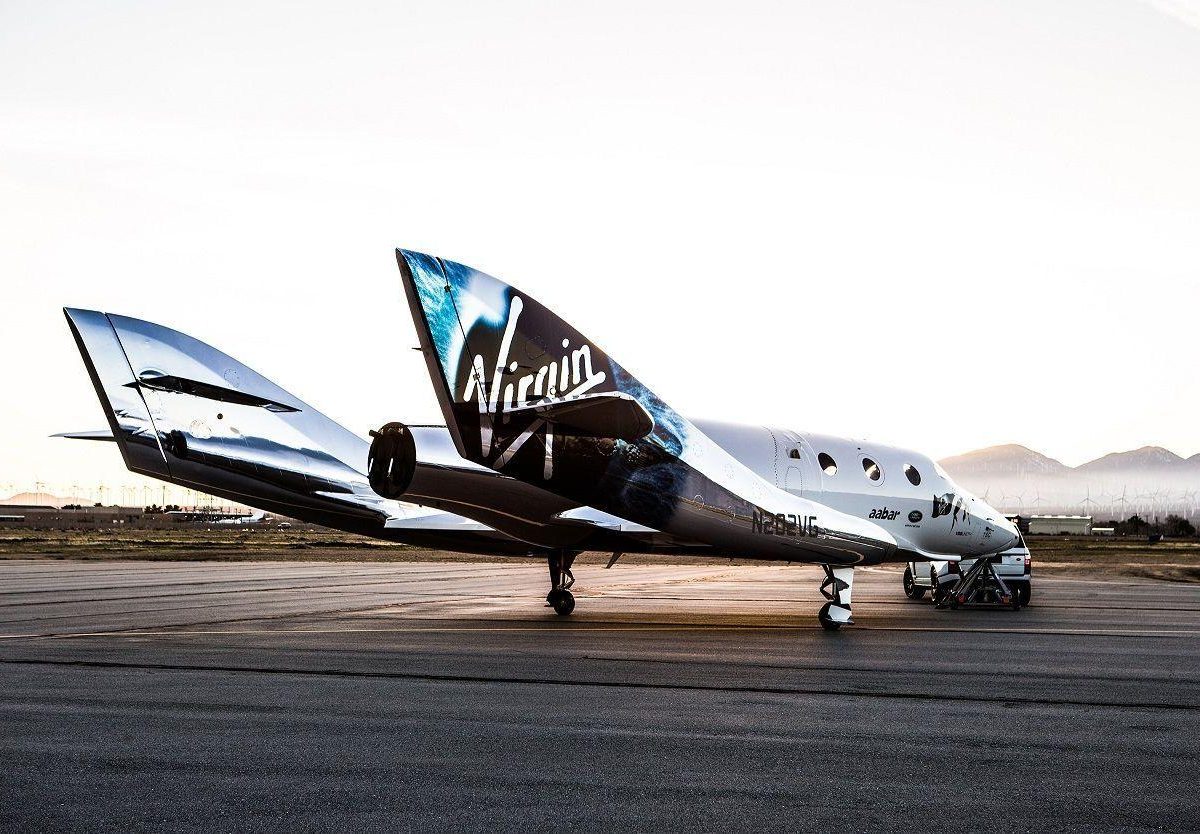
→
(545, 550, 578, 616)
(818, 565, 855, 630)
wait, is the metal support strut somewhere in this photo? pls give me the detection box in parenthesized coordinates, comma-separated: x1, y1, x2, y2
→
(936, 555, 1021, 610)
(545, 549, 577, 616)
(818, 565, 855, 630)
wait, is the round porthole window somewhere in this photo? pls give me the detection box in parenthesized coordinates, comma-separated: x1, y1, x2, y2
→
(904, 464, 921, 486)
(862, 457, 882, 482)
(818, 452, 837, 476)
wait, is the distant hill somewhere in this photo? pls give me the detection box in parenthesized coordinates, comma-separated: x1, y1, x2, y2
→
(938, 444, 1070, 478)
(1077, 446, 1185, 474)
(1, 492, 93, 508)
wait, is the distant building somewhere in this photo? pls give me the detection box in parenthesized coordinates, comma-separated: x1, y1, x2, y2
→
(0, 505, 267, 530)
(1091, 527, 1116, 536)
(1029, 515, 1093, 535)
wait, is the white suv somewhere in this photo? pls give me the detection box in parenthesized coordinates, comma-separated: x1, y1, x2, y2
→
(902, 533, 1032, 606)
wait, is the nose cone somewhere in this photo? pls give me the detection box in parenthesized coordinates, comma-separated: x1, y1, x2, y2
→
(970, 488, 1018, 553)
(992, 515, 1020, 552)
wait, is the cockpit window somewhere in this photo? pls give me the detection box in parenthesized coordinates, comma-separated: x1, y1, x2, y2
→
(903, 464, 921, 486)
(818, 452, 837, 475)
(862, 457, 882, 481)
(789, 448, 801, 459)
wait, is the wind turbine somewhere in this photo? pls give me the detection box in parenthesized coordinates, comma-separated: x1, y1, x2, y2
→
(1183, 489, 1199, 522)
(1001, 490, 1025, 513)
(1148, 488, 1167, 520)
(1132, 488, 1153, 516)
(1113, 485, 1129, 515)
(1080, 486, 1099, 516)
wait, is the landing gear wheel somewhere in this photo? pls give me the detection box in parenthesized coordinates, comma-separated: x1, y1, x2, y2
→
(544, 549, 579, 616)
(903, 568, 925, 600)
(818, 602, 841, 631)
(548, 588, 575, 616)
(1009, 589, 1022, 610)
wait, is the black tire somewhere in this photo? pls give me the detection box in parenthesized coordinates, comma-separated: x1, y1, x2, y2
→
(549, 589, 575, 616)
(818, 601, 842, 630)
(1012, 581, 1031, 607)
(931, 581, 945, 607)
(903, 568, 926, 600)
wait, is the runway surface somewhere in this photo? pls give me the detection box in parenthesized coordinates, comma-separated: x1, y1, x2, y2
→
(2, 559, 1198, 831)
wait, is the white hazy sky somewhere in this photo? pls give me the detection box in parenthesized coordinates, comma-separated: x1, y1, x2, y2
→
(2, 0, 1199, 499)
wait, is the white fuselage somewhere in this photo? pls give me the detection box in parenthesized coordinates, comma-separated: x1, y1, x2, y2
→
(694, 419, 1018, 559)
(405, 418, 1018, 560)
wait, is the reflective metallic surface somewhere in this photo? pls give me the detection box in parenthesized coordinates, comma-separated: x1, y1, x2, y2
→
(66, 309, 523, 552)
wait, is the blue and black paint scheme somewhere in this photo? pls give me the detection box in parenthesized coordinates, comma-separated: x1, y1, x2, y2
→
(397, 249, 896, 565)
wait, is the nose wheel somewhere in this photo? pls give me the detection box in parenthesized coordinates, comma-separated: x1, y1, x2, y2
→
(545, 549, 578, 616)
(817, 602, 842, 630)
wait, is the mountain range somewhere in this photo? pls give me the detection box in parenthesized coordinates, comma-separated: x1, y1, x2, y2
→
(1, 492, 94, 507)
(938, 445, 1200, 517)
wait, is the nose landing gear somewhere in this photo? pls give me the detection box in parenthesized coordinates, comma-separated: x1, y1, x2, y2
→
(545, 549, 578, 616)
(818, 565, 855, 630)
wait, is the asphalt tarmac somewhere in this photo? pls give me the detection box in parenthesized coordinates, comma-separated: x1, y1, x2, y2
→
(1, 559, 1198, 832)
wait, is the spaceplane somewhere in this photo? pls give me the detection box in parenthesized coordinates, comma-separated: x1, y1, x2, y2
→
(62, 249, 1017, 628)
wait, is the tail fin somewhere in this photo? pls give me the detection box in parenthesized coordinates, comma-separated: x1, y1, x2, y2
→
(397, 249, 689, 477)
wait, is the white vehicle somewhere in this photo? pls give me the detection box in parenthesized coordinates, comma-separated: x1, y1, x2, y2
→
(902, 533, 1032, 607)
